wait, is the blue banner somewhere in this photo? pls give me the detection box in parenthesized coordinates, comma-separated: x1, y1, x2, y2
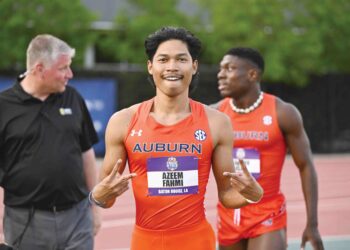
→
(0, 77, 12, 91)
(70, 78, 117, 156)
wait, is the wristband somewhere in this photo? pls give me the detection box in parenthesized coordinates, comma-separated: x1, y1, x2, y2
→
(88, 190, 107, 208)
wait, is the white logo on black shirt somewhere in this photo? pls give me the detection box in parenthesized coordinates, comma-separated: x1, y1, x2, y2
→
(59, 108, 72, 116)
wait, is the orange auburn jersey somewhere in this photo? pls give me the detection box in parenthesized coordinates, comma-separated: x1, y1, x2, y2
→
(218, 93, 287, 198)
(124, 98, 213, 230)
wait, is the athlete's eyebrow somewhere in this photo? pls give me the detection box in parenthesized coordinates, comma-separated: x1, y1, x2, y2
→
(156, 53, 190, 57)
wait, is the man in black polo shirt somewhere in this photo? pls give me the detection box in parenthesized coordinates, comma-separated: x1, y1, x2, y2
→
(0, 34, 100, 249)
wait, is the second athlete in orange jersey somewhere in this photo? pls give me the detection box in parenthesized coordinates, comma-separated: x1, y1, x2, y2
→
(219, 93, 286, 197)
(217, 93, 287, 245)
(214, 47, 323, 250)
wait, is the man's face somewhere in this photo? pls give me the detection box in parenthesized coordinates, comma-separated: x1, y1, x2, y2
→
(41, 54, 73, 94)
(147, 39, 198, 97)
(217, 55, 256, 98)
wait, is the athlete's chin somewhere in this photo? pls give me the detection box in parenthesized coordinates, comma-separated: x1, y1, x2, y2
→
(166, 90, 183, 97)
(161, 84, 188, 96)
(218, 89, 230, 98)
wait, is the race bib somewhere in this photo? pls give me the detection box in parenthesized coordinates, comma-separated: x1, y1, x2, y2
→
(147, 156, 199, 196)
(233, 148, 260, 179)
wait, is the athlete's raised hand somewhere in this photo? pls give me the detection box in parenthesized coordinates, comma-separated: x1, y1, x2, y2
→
(223, 159, 263, 203)
(92, 159, 137, 208)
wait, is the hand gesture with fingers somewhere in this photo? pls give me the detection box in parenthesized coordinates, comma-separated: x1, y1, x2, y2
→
(92, 159, 137, 208)
(223, 159, 263, 203)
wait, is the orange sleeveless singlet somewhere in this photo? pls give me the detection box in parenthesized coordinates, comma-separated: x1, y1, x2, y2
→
(217, 93, 288, 245)
(124, 98, 216, 250)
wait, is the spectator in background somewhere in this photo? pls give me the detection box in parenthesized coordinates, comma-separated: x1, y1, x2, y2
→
(0, 34, 101, 249)
(212, 47, 324, 250)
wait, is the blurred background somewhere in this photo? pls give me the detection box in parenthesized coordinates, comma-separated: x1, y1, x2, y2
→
(1, 0, 349, 156)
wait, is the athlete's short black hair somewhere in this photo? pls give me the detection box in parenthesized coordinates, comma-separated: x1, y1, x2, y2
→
(144, 26, 202, 61)
(145, 26, 201, 93)
(225, 47, 264, 73)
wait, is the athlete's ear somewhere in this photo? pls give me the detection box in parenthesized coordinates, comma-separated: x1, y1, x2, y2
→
(147, 60, 153, 75)
(192, 60, 198, 75)
(248, 68, 259, 82)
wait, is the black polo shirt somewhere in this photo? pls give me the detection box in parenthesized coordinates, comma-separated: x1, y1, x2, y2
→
(0, 79, 99, 208)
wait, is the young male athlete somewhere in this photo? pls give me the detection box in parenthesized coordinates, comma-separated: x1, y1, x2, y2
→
(212, 47, 324, 250)
(90, 27, 263, 250)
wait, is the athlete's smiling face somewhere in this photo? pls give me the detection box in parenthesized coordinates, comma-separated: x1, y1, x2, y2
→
(147, 39, 198, 97)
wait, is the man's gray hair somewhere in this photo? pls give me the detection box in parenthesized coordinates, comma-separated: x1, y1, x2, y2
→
(26, 34, 76, 70)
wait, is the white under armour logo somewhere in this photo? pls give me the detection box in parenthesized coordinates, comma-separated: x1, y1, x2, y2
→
(131, 129, 143, 136)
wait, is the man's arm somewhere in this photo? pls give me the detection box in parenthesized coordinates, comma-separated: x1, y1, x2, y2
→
(82, 148, 98, 192)
(277, 99, 324, 250)
(207, 107, 263, 208)
(82, 148, 101, 235)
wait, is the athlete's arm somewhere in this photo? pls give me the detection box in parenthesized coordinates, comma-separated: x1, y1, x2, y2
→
(207, 107, 263, 208)
(277, 98, 324, 250)
(92, 106, 138, 208)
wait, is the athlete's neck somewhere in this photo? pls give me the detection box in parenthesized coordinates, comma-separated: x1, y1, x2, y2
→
(151, 95, 191, 125)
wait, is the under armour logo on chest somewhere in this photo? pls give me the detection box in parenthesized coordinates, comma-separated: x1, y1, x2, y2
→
(131, 129, 143, 136)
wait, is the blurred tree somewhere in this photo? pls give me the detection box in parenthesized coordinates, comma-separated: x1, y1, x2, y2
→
(0, 0, 96, 70)
(1, 0, 349, 86)
(195, 0, 350, 85)
(96, 0, 202, 65)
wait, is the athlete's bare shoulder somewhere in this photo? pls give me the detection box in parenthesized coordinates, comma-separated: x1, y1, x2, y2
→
(275, 96, 303, 133)
(109, 103, 140, 123)
(105, 103, 141, 139)
(209, 99, 224, 109)
(204, 104, 229, 120)
(203, 104, 233, 145)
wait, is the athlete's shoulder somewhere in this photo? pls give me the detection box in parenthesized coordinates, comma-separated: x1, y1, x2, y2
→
(105, 103, 142, 141)
(203, 103, 233, 147)
(204, 104, 229, 118)
(204, 104, 232, 133)
(274, 95, 299, 114)
(262, 92, 295, 112)
(274, 95, 303, 132)
(209, 99, 225, 110)
(109, 103, 141, 125)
